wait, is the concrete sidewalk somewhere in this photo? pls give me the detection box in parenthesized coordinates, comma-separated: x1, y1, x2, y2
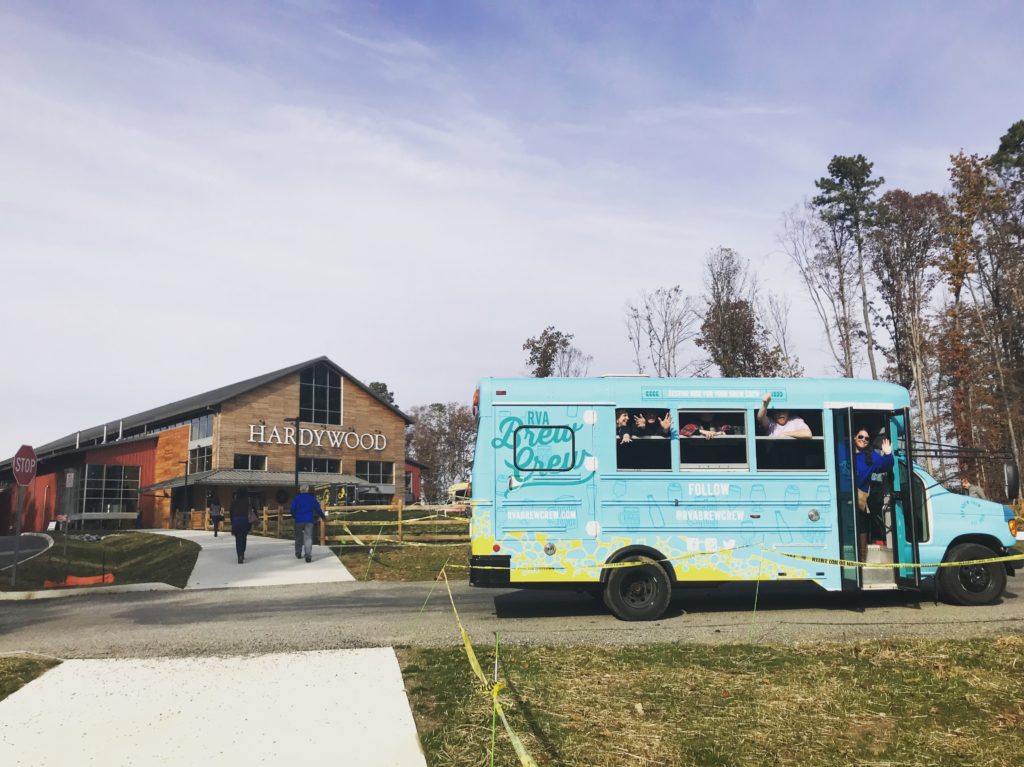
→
(150, 529, 355, 589)
(0, 648, 427, 767)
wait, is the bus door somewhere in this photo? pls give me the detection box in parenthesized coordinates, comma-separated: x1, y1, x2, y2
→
(889, 409, 921, 588)
(832, 408, 861, 590)
(492, 405, 596, 543)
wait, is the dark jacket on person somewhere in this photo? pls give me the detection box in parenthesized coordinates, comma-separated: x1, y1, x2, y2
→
(290, 493, 326, 524)
(229, 494, 251, 533)
(854, 450, 894, 493)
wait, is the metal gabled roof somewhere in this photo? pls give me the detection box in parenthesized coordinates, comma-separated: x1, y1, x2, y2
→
(141, 470, 373, 492)
(2, 356, 412, 469)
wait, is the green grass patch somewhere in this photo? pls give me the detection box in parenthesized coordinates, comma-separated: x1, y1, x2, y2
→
(400, 637, 1024, 767)
(337, 544, 469, 581)
(0, 656, 60, 702)
(0, 533, 200, 591)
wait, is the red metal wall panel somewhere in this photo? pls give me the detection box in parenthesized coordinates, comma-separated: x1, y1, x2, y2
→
(1, 472, 60, 533)
(84, 438, 160, 528)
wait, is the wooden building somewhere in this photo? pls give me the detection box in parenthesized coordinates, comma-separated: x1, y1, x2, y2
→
(0, 357, 412, 532)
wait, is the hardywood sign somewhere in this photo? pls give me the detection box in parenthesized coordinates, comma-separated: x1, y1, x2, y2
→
(248, 424, 387, 451)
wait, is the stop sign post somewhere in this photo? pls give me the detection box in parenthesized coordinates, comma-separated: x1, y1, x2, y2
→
(11, 445, 37, 588)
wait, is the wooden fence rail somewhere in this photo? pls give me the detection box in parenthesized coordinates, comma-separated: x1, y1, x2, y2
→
(174, 504, 470, 546)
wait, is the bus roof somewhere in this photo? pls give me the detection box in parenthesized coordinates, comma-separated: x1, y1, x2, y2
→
(476, 377, 910, 410)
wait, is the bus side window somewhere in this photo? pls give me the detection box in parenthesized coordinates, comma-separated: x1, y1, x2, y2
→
(678, 410, 747, 469)
(616, 408, 672, 471)
(755, 410, 825, 471)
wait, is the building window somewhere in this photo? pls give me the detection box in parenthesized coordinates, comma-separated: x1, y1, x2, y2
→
(356, 460, 394, 484)
(82, 464, 140, 515)
(189, 446, 212, 473)
(298, 457, 341, 473)
(234, 454, 267, 471)
(190, 414, 213, 442)
(300, 363, 342, 425)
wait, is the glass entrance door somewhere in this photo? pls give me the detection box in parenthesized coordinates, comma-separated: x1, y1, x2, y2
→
(889, 409, 921, 588)
(832, 408, 861, 590)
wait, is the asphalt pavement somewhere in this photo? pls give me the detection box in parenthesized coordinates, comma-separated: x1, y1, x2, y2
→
(0, 534, 50, 570)
(0, 530, 430, 767)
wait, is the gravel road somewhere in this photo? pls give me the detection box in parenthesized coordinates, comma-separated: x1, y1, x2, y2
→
(2, 578, 1022, 659)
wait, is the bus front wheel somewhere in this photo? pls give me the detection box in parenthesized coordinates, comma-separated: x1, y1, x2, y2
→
(937, 543, 1007, 606)
(603, 556, 671, 621)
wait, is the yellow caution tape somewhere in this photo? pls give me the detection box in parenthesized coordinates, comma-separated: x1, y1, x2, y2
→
(341, 524, 365, 546)
(440, 568, 538, 767)
(773, 548, 1024, 570)
(331, 515, 467, 527)
(448, 544, 757, 572)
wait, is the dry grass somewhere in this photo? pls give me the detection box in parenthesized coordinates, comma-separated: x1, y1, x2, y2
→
(0, 656, 60, 702)
(400, 637, 1024, 767)
(337, 544, 469, 581)
(0, 532, 200, 591)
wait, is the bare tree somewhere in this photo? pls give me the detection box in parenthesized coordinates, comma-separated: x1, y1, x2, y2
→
(764, 293, 805, 377)
(780, 202, 860, 377)
(625, 310, 646, 374)
(553, 344, 593, 377)
(867, 189, 945, 475)
(407, 402, 476, 503)
(624, 286, 700, 377)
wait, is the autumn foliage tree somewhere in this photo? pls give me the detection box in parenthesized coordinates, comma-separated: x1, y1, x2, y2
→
(694, 247, 789, 377)
(406, 402, 476, 503)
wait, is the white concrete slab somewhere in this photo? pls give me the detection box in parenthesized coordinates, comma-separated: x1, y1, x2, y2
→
(0, 648, 427, 767)
(148, 529, 355, 589)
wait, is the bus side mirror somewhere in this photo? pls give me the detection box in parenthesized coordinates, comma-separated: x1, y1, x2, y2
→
(1005, 462, 1020, 501)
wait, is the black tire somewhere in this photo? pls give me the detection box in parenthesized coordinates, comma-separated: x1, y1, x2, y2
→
(602, 556, 672, 621)
(937, 542, 1007, 606)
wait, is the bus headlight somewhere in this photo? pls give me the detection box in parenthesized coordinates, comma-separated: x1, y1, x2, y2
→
(1010, 518, 1020, 538)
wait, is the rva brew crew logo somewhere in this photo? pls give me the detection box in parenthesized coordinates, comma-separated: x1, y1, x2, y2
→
(492, 412, 593, 494)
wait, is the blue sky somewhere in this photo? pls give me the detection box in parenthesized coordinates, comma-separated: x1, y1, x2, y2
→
(1, 1, 1023, 457)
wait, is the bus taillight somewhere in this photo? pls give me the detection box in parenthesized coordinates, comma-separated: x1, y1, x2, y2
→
(472, 388, 480, 418)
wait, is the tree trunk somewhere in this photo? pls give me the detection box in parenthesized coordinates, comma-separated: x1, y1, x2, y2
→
(856, 237, 878, 379)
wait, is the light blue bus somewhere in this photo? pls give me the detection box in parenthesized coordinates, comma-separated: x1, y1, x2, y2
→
(468, 377, 1021, 620)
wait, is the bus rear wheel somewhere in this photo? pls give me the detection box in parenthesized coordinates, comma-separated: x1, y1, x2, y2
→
(937, 543, 1007, 606)
(602, 556, 671, 621)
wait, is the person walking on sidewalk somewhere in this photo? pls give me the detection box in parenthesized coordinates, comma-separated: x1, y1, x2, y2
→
(229, 488, 252, 564)
(209, 496, 223, 537)
(290, 484, 326, 563)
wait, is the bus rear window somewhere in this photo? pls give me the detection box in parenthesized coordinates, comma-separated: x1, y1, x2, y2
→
(513, 425, 576, 472)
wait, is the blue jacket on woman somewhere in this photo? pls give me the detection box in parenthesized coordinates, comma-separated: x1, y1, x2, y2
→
(855, 450, 894, 492)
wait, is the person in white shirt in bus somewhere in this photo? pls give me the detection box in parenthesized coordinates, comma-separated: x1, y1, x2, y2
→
(756, 393, 812, 438)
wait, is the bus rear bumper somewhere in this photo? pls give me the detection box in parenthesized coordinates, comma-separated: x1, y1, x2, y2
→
(469, 555, 511, 587)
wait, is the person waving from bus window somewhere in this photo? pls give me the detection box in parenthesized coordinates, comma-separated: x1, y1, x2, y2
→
(756, 393, 812, 438)
(681, 412, 735, 439)
(854, 428, 894, 560)
(635, 410, 674, 438)
(615, 409, 634, 445)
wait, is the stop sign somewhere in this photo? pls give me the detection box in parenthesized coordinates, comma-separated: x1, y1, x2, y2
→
(12, 445, 37, 486)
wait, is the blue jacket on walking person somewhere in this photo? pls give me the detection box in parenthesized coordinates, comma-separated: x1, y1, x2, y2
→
(290, 491, 326, 524)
